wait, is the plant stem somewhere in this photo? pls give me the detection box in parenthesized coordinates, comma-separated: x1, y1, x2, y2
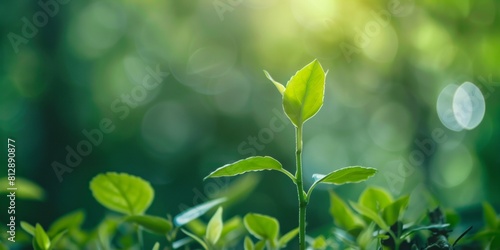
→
(295, 125, 307, 250)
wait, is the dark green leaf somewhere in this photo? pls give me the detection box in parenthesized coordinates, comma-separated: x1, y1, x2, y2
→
(125, 215, 173, 235)
(90, 172, 154, 215)
(484, 202, 498, 229)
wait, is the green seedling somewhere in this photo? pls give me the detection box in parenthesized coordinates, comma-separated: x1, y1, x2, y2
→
(205, 59, 377, 249)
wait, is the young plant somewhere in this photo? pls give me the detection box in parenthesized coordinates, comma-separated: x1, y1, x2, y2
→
(205, 59, 377, 249)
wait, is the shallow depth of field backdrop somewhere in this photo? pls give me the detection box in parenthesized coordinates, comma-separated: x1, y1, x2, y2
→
(1, 0, 499, 247)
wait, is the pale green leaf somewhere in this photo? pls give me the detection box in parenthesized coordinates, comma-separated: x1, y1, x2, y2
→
(125, 215, 173, 235)
(264, 70, 285, 95)
(48, 210, 85, 237)
(90, 172, 154, 215)
(315, 166, 377, 185)
(349, 202, 389, 231)
(359, 187, 393, 213)
(0, 177, 45, 200)
(283, 59, 326, 126)
(244, 236, 254, 250)
(484, 202, 498, 229)
(221, 216, 243, 238)
(205, 156, 284, 179)
(329, 191, 365, 231)
(50, 230, 67, 248)
(174, 197, 227, 226)
(244, 213, 279, 241)
(278, 228, 299, 247)
(382, 195, 409, 226)
(33, 224, 51, 250)
(206, 207, 223, 245)
(152, 242, 160, 250)
(312, 235, 327, 249)
(254, 240, 266, 250)
(21, 221, 35, 236)
(181, 229, 208, 250)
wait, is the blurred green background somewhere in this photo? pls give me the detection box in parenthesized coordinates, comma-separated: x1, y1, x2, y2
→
(1, 0, 499, 245)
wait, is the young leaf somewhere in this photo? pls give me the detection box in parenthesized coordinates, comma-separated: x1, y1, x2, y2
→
(50, 230, 67, 248)
(90, 172, 154, 215)
(359, 187, 393, 213)
(21, 221, 36, 236)
(48, 210, 85, 237)
(312, 235, 327, 249)
(244, 236, 254, 250)
(206, 207, 224, 245)
(264, 70, 285, 95)
(254, 240, 266, 250)
(349, 202, 389, 231)
(181, 229, 208, 250)
(205, 156, 286, 179)
(382, 195, 410, 226)
(244, 213, 280, 242)
(329, 191, 365, 231)
(282, 59, 326, 126)
(152, 242, 160, 250)
(221, 216, 244, 238)
(174, 197, 227, 226)
(33, 224, 51, 250)
(483, 202, 498, 229)
(313, 166, 377, 186)
(124, 215, 173, 235)
(278, 228, 299, 247)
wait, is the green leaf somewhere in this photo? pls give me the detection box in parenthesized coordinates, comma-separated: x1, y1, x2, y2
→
(48, 210, 85, 237)
(315, 166, 377, 186)
(312, 235, 327, 249)
(382, 195, 410, 226)
(221, 216, 244, 238)
(0, 177, 45, 200)
(359, 187, 393, 213)
(205, 156, 286, 179)
(174, 197, 227, 226)
(349, 202, 389, 231)
(33, 224, 51, 250)
(484, 202, 498, 229)
(254, 240, 266, 250)
(90, 172, 154, 215)
(124, 215, 173, 235)
(181, 229, 208, 250)
(152, 242, 160, 250)
(278, 228, 299, 247)
(206, 207, 223, 245)
(244, 213, 279, 242)
(401, 224, 450, 239)
(264, 70, 285, 95)
(50, 230, 67, 248)
(21, 221, 36, 236)
(329, 191, 365, 231)
(282, 59, 326, 126)
(244, 236, 254, 250)
(357, 223, 375, 248)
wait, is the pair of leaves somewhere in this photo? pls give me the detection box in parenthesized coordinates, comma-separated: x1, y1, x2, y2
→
(205, 156, 376, 192)
(22, 223, 66, 250)
(90, 172, 154, 215)
(265, 59, 326, 127)
(243, 213, 298, 249)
